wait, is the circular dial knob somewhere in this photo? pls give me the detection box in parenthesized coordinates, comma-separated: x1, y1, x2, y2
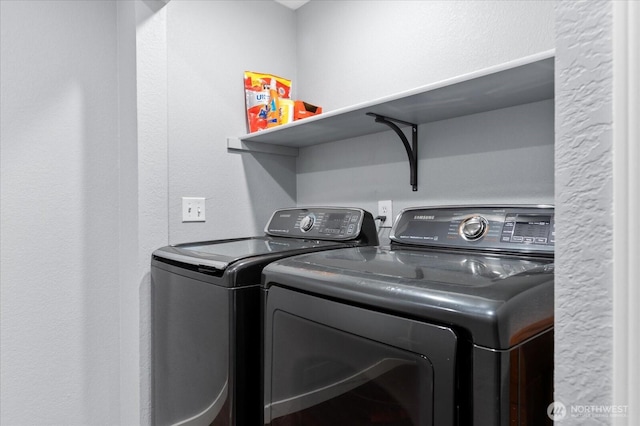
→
(299, 214, 315, 232)
(459, 215, 488, 241)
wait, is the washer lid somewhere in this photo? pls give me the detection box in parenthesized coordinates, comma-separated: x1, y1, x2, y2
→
(153, 236, 341, 271)
(262, 246, 554, 349)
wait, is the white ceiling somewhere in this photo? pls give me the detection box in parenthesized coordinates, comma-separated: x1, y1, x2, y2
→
(274, 0, 310, 10)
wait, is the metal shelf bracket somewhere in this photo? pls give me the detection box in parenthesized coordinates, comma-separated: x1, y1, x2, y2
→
(366, 113, 418, 191)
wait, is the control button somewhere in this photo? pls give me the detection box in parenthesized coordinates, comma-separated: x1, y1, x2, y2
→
(347, 224, 355, 234)
(350, 215, 359, 223)
(501, 236, 511, 242)
(300, 214, 315, 232)
(512, 236, 524, 242)
(459, 215, 488, 241)
(535, 237, 548, 244)
(524, 237, 535, 243)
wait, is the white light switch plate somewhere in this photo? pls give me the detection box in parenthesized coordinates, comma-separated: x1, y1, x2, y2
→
(182, 197, 206, 222)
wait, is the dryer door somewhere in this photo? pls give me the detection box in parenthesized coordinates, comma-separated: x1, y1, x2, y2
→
(264, 286, 458, 426)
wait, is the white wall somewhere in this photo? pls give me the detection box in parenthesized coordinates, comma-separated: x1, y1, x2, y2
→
(117, 1, 143, 423)
(166, 0, 298, 245)
(1, 1, 122, 424)
(134, 1, 172, 424)
(555, 0, 615, 420)
(612, 2, 640, 421)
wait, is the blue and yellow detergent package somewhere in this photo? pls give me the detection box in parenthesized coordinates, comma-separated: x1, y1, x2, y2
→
(244, 71, 292, 133)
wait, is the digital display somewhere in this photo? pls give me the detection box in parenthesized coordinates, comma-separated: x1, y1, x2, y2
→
(513, 215, 551, 239)
(511, 215, 551, 244)
(516, 215, 551, 225)
(324, 213, 347, 230)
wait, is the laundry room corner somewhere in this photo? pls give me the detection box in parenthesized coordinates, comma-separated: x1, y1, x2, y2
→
(166, 0, 298, 246)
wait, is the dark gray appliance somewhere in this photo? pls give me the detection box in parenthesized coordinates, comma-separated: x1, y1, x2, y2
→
(262, 206, 554, 426)
(151, 207, 378, 426)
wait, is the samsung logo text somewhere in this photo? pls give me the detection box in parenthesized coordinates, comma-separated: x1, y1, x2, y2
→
(413, 215, 435, 220)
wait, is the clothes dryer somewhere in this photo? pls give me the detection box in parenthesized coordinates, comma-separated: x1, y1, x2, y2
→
(151, 207, 377, 426)
(262, 206, 554, 426)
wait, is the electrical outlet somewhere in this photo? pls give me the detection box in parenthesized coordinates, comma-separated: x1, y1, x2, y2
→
(182, 197, 206, 222)
(377, 200, 393, 228)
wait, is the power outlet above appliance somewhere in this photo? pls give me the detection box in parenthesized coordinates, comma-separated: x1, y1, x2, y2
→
(377, 200, 393, 228)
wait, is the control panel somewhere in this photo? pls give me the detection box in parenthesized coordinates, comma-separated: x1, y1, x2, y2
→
(390, 206, 554, 254)
(265, 207, 369, 241)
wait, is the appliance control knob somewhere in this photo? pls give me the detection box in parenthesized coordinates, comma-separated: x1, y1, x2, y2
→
(300, 214, 315, 232)
(460, 216, 488, 241)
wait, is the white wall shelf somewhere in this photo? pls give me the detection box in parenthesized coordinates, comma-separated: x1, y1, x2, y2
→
(238, 51, 554, 148)
(233, 50, 554, 190)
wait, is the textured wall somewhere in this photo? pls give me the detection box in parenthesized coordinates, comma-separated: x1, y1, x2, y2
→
(0, 1, 122, 424)
(555, 0, 614, 421)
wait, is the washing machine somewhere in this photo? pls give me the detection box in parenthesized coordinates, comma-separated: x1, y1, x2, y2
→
(262, 206, 554, 426)
(151, 207, 378, 426)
